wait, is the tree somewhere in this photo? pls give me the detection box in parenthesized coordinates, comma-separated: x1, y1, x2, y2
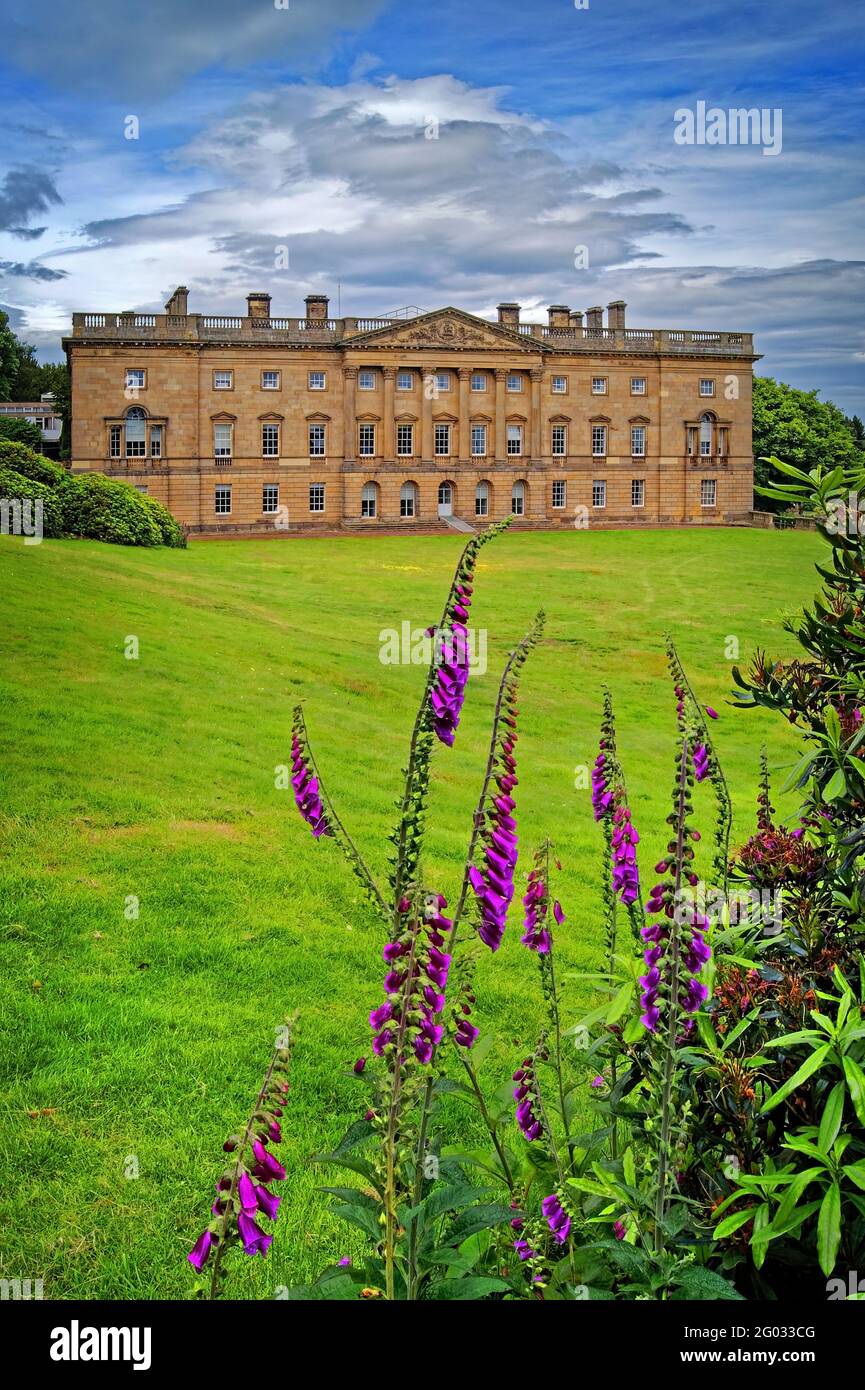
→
(752, 376, 864, 511)
(0, 309, 20, 401)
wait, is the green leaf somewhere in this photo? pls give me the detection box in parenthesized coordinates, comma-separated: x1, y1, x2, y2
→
(842, 1163, 865, 1193)
(761, 1044, 832, 1113)
(817, 1183, 842, 1277)
(433, 1276, 510, 1299)
(842, 1055, 865, 1128)
(714, 1207, 757, 1239)
(436, 1203, 513, 1249)
(311, 1153, 380, 1191)
(671, 1267, 745, 1301)
(331, 1202, 383, 1242)
(606, 982, 634, 1025)
(823, 767, 848, 802)
(818, 1081, 846, 1152)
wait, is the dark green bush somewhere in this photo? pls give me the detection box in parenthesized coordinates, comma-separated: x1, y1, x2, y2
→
(0, 438, 70, 488)
(0, 466, 64, 536)
(139, 491, 187, 548)
(61, 473, 167, 547)
(0, 416, 43, 450)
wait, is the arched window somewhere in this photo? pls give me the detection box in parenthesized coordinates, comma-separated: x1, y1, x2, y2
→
(437, 481, 455, 517)
(400, 481, 419, 519)
(700, 413, 714, 457)
(125, 406, 146, 458)
(361, 481, 378, 519)
(511, 480, 526, 517)
(475, 480, 490, 518)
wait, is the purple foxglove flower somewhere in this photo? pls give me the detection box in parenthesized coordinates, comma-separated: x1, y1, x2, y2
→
(541, 1192, 571, 1244)
(187, 1229, 213, 1271)
(238, 1171, 258, 1214)
(290, 732, 333, 838)
(353, 1056, 366, 1074)
(611, 804, 641, 906)
(238, 1210, 273, 1258)
(705, 706, 719, 720)
(251, 1141, 286, 1182)
(255, 1185, 281, 1221)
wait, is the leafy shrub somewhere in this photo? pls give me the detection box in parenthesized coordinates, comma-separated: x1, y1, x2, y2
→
(0, 438, 70, 488)
(138, 491, 187, 548)
(61, 473, 165, 547)
(0, 466, 64, 536)
(0, 416, 43, 450)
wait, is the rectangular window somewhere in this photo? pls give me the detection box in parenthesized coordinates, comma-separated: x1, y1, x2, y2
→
(592, 425, 607, 456)
(507, 424, 522, 456)
(631, 478, 645, 508)
(125, 414, 146, 458)
(687, 426, 697, 456)
(471, 424, 487, 457)
(397, 423, 414, 456)
(214, 485, 232, 515)
(309, 484, 325, 513)
(358, 369, 376, 390)
(308, 371, 326, 390)
(397, 371, 413, 391)
(591, 377, 607, 395)
(262, 484, 279, 514)
(699, 378, 715, 397)
(125, 369, 146, 390)
(470, 373, 486, 392)
(361, 485, 377, 518)
(214, 423, 232, 459)
(631, 426, 646, 457)
(551, 375, 567, 394)
(149, 425, 162, 459)
(551, 424, 567, 457)
(434, 423, 451, 456)
(134, 485, 148, 493)
(109, 424, 121, 458)
(552, 479, 566, 509)
(701, 478, 717, 507)
(262, 423, 280, 458)
(358, 423, 375, 456)
(718, 427, 728, 456)
(309, 424, 325, 457)
(631, 377, 646, 395)
(214, 370, 233, 390)
(592, 479, 606, 509)
(262, 371, 281, 390)
(506, 373, 523, 393)
(434, 372, 450, 392)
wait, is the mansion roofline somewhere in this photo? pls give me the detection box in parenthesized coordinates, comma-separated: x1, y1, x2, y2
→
(66, 288, 757, 359)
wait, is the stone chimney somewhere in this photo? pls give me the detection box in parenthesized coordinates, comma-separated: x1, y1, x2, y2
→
(305, 294, 330, 322)
(569, 310, 584, 330)
(607, 300, 626, 331)
(586, 306, 604, 330)
(548, 304, 570, 329)
(247, 292, 271, 320)
(497, 302, 521, 327)
(164, 286, 189, 316)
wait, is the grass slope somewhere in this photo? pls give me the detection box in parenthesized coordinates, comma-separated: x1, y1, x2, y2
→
(0, 526, 821, 1298)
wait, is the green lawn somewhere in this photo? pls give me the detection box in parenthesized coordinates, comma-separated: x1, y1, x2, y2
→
(0, 525, 823, 1299)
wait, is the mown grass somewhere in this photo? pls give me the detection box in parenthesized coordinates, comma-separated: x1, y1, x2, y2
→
(0, 525, 822, 1299)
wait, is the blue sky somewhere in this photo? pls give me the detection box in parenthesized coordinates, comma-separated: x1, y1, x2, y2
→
(0, 0, 862, 411)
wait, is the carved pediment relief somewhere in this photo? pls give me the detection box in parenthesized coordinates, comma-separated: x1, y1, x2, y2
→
(549, 413, 571, 423)
(305, 411, 331, 421)
(210, 410, 237, 422)
(348, 308, 541, 353)
(432, 412, 458, 424)
(589, 414, 611, 424)
(628, 414, 650, 425)
(356, 412, 381, 422)
(259, 411, 285, 422)
(395, 411, 418, 422)
(470, 412, 492, 423)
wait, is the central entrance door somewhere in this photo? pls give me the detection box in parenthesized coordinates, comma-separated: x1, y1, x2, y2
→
(438, 482, 454, 517)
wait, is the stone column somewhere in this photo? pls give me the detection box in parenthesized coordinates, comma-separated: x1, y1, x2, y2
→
(530, 368, 543, 460)
(343, 366, 357, 461)
(458, 368, 471, 462)
(494, 368, 507, 462)
(421, 368, 434, 460)
(382, 367, 396, 460)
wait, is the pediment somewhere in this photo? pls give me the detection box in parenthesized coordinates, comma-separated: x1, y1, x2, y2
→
(346, 307, 545, 353)
(305, 411, 331, 421)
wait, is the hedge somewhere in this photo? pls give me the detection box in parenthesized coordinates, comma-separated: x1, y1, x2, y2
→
(0, 466, 65, 537)
(0, 438, 70, 488)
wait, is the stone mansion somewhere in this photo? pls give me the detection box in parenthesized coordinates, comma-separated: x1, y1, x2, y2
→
(64, 287, 758, 534)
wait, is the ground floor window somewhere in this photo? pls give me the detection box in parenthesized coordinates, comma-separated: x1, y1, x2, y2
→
(511, 480, 526, 516)
(631, 478, 645, 508)
(701, 478, 717, 507)
(214, 485, 232, 515)
(400, 481, 418, 518)
(361, 482, 378, 518)
(551, 479, 566, 509)
(262, 485, 279, 513)
(309, 483, 325, 513)
(592, 479, 606, 509)
(475, 481, 489, 517)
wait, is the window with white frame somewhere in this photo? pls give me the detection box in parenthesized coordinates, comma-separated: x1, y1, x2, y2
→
(591, 377, 607, 395)
(214, 485, 232, 515)
(592, 424, 607, 456)
(400, 481, 418, 518)
(470, 373, 486, 392)
(700, 414, 714, 456)
(309, 424, 326, 457)
(309, 483, 325, 513)
(308, 371, 326, 390)
(592, 479, 606, 509)
(213, 422, 232, 460)
(125, 369, 146, 391)
(214, 370, 233, 390)
(511, 480, 526, 516)
(631, 478, 645, 508)
(134, 485, 148, 493)
(475, 481, 489, 517)
(506, 373, 523, 393)
(397, 423, 414, 456)
(551, 424, 567, 457)
(262, 485, 279, 514)
(552, 479, 566, 509)
(471, 424, 487, 457)
(507, 424, 522, 456)
(397, 371, 413, 391)
(631, 377, 646, 395)
(358, 423, 375, 456)
(126, 407, 146, 457)
(149, 424, 162, 459)
(358, 369, 376, 390)
(262, 371, 281, 390)
(701, 478, 717, 507)
(109, 424, 121, 458)
(434, 423, 451, 456)
(434, 372, 450, 392)
(551, 375, 567, 394)
(262, 423, 280, 458)
(718, 426, 728, 456)
(687, 425, 697, 456)
(699, 378, 715, 397)
(631, 426, 646, 457)
(361, 482, 378, 518)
